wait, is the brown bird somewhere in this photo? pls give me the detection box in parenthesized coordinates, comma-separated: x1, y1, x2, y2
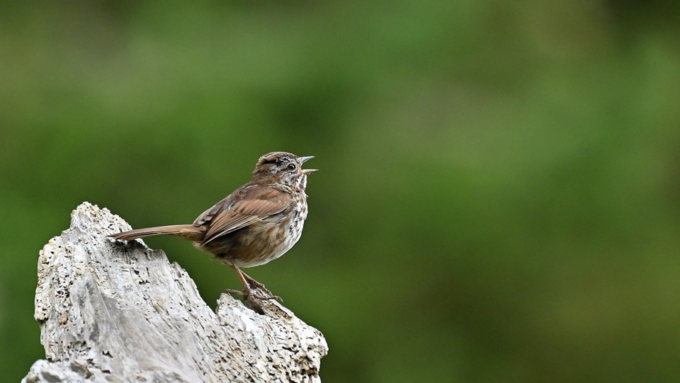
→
(110, 152, 316, 301)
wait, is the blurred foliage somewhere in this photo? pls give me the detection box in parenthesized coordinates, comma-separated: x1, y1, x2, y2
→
(1, 1, 680, 382)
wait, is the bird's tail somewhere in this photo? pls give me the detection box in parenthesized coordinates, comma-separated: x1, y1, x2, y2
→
(109, 224, 204, 241)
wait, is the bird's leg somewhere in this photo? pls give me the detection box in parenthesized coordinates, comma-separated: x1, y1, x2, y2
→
(224, 263, 254, 299)
(225, 263, 281, 301)
(240, 270, 278, 298)
(242, 270, 282, 302)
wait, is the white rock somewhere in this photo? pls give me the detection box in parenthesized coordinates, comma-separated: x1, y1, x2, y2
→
(24, 202, 327, 383)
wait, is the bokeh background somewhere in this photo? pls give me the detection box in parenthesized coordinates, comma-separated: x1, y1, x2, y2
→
(2, 1, 680, 382)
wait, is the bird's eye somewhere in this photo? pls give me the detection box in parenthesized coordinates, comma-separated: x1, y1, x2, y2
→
(288, 163, 297, 171)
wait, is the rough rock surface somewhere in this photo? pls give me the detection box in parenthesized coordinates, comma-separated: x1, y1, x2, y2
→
(23, 202, 327, 382)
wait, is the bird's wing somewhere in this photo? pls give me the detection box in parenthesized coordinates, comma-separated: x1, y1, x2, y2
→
(193, 186, 250, 227)
(200, 187, 291, 245)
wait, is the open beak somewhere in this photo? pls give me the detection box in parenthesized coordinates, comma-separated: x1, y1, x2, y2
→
(300, 156, 318, 174)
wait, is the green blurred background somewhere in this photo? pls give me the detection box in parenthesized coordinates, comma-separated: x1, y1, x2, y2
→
(2, 1, 680, 382)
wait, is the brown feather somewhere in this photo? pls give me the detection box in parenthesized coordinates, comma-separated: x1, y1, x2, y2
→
(110, 151, 315, 301)
(202, 188, 292, 245)
(110, 224, 205, 241)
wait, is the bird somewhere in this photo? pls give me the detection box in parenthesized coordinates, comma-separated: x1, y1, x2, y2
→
(109, 151, 316, 302)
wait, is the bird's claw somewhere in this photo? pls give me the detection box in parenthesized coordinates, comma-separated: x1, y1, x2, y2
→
(224, 288, 282, 303)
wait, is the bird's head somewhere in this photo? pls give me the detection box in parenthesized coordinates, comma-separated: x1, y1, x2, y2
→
(252, 151, 317, 189)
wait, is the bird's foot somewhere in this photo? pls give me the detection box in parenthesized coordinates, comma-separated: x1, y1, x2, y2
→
(224, 288, 282, 302)
(239, 274, 283, 302)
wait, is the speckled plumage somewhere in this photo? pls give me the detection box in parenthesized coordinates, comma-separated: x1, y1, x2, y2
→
(110, 152, 316, 301)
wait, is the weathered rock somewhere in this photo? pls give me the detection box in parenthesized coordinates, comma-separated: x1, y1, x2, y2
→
(24, 202, 327, 383)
